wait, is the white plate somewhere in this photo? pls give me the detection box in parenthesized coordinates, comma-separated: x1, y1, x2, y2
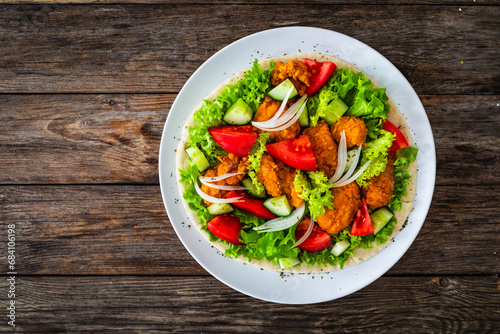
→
(159, 27, 436, 304)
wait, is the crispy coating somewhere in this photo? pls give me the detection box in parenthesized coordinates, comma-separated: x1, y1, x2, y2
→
(201, 153, 249, 206)
(362, 152, 396, 210)
(256, 154, 304, 208)
(257, 153, 282, 197)
(316, 182, 361, 235)
(253, 96, 301, 142)
(331, 116, 368, 148)
(271, 60, 311, 96)
(275, 160, 304, 208)
(302, 120, 338, 178)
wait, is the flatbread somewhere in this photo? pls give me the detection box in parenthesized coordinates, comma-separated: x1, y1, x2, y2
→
(176, 53, 417, 273)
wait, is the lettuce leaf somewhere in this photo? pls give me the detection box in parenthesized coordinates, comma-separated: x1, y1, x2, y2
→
(225, 226, 299, 265)
(294, 170, 334, 218)
(388, 146, 418, 211)
(188, 60, 274, 165)
(306, 89, 339, 127)
(356, 130, 396, 187)
(178, 160, 213, 236)
(247, 133, 270, 194)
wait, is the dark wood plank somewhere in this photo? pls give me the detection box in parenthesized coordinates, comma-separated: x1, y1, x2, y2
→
(0, 184, 497, 276)
(0, 5, 498, 95)
(1, 0, 499, 5)
(2, 275, 498, 333)
(1, 94, 498, 185)
(0, 94, 171, 184)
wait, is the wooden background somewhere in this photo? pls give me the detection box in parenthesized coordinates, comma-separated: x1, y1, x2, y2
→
(0, 1, 499, 333)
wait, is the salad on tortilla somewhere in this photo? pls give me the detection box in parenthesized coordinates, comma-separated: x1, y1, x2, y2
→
(176, 53, 418, 273)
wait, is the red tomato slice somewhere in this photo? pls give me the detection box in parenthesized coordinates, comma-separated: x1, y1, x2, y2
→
(350, 198, 374, 236)
(295, 218, 332, 252)
(208, 125, 257, 157)
(302, 59, 337, 96)
(382, 119, 409, 151)
(226, 191, 278, 220)
(207, 214, 245, 245)
(265, 135, 317, 171)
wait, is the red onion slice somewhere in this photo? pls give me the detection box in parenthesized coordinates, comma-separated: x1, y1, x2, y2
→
(194, 182, 244, 204)
(290, 214, 315, 249)
(329, 130, 347, 184)
(199, 172, 244, 182)
(198, 176, 247, 191)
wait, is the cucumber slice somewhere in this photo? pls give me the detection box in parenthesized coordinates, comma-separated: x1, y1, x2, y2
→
(323, 96, 349, 125)
(331, 239, 351, 257)
(223, 98, 254, 125)
(241, 178, 266, 199)
(371, 207, 394, 234)
(207, 203, 234, 215)
(263, 195, 292, 217)
(298, 104, 309, 127)
(344, 149, 359, 173)
(268, 79, 298, 101)
(185, 146, 210, 172)
(279, 256, 301, 270)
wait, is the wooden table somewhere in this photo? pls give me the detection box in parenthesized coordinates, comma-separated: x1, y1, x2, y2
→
(1, 1, 499, 332)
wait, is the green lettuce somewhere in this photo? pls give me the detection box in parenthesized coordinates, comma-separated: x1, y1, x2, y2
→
(388, 146, 418, 211)
(188, 60, 274, 165)
(356, 130, 396, 188)
(294, 170, 334, 218)
(178, 160, 213, 235)
(247, 133, 270, 194)
(306, 89, 339, 127)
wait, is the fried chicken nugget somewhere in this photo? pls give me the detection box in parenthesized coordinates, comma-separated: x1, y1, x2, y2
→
(331, 116, 368, 148)
(256, 154, 304, 208)
(362, 152, 396, 210)
(316, 182, 361, 235)
(271, 60, 311, 96)
(253, 96, 301, 142)
(201, 153, 249, 205)
(256, 153, 282, 197)
(302, 120, 338, 178)
(275, 160, 304, 208)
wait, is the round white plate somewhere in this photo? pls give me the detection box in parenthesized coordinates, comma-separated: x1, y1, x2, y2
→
(159, 27, 436, 304)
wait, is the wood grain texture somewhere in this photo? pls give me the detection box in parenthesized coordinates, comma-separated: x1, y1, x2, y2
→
(2, 1, 499, 4)
(0, 94, 170, 184)
(0, 5, 498, 95)
(0, 184, 497, 276)
(0, 275, 498, 333)
(1, 94, 498, 185)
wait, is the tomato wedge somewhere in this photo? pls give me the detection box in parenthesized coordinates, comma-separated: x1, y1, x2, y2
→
(226, 191, 278, 220)
(295, 218, 332, 252)
(382, 119, 409, 151)
(350, 198, 374, 236)
(207, 213, 245, 245)
(208, 125, 257, 157)
(265, 135, 317, 171)
(302, 58, 337, 96)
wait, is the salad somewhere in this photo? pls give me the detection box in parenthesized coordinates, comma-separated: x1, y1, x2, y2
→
(177, 53, 418, 272)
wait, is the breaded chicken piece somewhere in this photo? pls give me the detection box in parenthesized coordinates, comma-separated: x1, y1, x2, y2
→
(201, 153, 249, 206)
(271, 60, 311, 96)
(253, 96, 301, 142)
(331, 116, 368, 148)
(256, 154, 304, 208)
(257, 153, 282, 197)
(302, 120, 338, 178)
(275, 160, 304, 208)
(362, 152, 396, 210)
(316, 182, 361, 235)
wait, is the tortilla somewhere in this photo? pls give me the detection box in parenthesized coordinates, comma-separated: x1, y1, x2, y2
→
(176, 53, 417, 273)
